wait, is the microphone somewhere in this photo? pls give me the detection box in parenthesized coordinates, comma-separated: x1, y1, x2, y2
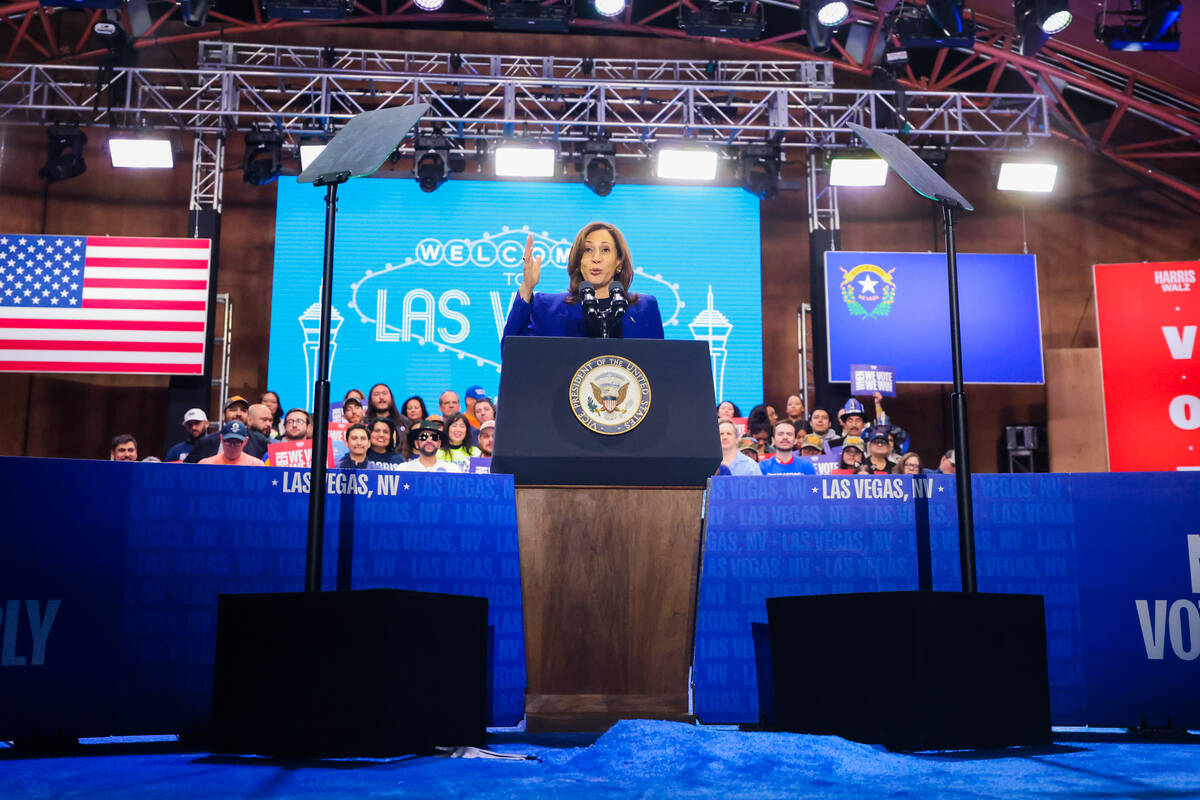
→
(579, 281, 601, 323)
(608, 281, 629, 322)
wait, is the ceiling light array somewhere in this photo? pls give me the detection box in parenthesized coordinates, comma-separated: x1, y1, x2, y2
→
(32, 125, 1063, 197)
(1015, 0, 1074, 56)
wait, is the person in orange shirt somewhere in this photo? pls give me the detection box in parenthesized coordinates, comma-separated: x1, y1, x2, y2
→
(198, 421, 265, 466)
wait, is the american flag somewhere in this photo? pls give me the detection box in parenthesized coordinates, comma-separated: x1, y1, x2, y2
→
(0, 234, 211, 374)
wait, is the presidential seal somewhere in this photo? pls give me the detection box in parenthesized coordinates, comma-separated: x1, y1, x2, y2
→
(569, 355, 651, 435)
(840, 263, 897, 320)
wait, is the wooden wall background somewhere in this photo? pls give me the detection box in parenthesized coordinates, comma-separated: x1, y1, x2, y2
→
(2, 27, 1197, 468)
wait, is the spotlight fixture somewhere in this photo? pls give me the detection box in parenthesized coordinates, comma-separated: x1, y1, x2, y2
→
(812, 0, 849, 27)
(1015, 0, 1072, 56)
(413, 134, 465, 193)
(494, 140, 558, 177)
(1097, 1, 1181, 52)
(261, 0, 353, 20)
(39, 124, 87, 184)
(656, 145, 719, 181)
(681, 1, 766, 40)
(242, 129, 283, 186)
(181, 0, 210, 25)
(829, 150, 888, 186)
(578, 138, 617, 197)
(109, 135, 174, 168)
(895, 0, 976, 48)
(414, 0, 443, 10)
(996, 161, 1057, 193)
(490, 0, 573, 32)
(594, 0, 624, 16)
(739, 143, 782, 199)
(803, 0, 835, 52)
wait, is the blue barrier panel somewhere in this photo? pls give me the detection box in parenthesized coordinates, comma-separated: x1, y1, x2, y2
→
(0, 457, 524, 738)
(1071, 472, 1200, 727)
(695, 473, 1089, 725)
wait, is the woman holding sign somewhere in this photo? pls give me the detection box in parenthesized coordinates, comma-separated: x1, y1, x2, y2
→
(502, 222, 664, 340)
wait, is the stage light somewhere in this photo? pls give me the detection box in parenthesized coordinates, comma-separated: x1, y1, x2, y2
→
(813, 0, 849, 26)
(413, 134, 465, 192)
(1037, 0, 1072, 34)
(829, 151, 888, 186)
(494, 141, 557, 177)
(242, 129, 283, 186)
(1016, 0, 1071, 55)
(491, 0, 573, 32)
(739, 143, 781, 199)
(656, 146, 718, 181)
(594, 0, 624, 17)
(896, 0, 976, 48)
(299, 144, 326, 171)
(38, 125, 87, 184)
(181, 0, 210, 26)
(414, 0, 443, 10)
(1098, 1, 1180, 51)
(681, 2, 766, 40)
(996, 161, 1057, 193)
(579, 138, 617, 197)
(262, 0, 353, 20)
(108, 135, 173, 168)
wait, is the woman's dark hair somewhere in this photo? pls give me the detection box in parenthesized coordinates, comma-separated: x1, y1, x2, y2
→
(564, 222, 639, 305)
(747, 404, 772, 429)
(368, 417, 396, 453)
(442, 412, 472, 450)
(262, 390, 283, 426)
(343, 388, 364, 404)
(400, 395, 428, 420)
(717, 400, 741, 417)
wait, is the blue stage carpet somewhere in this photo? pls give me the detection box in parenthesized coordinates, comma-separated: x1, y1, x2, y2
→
(3, 720, 1198, 799)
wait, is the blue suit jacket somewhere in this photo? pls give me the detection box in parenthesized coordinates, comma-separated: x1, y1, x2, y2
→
(502, 291, 665, 340)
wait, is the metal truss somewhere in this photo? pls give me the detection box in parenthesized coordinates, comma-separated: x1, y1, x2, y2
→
(806, 151, 840, 234)
(0, 53, 1048, 150)
(0, 0, 1192, 200)
(189, 133, 223, 213)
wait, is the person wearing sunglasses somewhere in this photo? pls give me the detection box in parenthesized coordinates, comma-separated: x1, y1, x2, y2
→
(398, 420, 462, 473)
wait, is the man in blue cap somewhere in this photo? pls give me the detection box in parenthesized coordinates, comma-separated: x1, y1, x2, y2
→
(463, 384, 487, 429)
(197, 421, 264, 466)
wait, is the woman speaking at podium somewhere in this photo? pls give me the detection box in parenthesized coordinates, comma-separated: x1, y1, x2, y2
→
(502, 222, 665, 339)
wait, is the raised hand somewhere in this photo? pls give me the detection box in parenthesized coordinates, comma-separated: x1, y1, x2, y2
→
(518, 233, 543, 303)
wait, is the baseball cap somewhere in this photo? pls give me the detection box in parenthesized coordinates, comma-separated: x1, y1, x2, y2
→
(225, 395, 249, 409)
(799, 433, 824, 451)
(943, 449, 956, 464)
(183, 408, 207, 424)
(865, 424, 892, 443)
(479, 420, 496, 432)
(464, 385, 487, 401)
(842, 435, 865, 452)
(220, 420, 249, 441)
(343, 396, 363, 408)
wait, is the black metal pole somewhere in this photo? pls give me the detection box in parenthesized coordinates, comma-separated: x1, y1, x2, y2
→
(942, 201, 977, 594)
(304, 178, 342, 593)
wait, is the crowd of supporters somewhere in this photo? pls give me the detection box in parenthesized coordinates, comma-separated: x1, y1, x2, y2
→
(108, 384, 953, 478)
(109, 384, 497, 473)
(715, 393, 955, 477)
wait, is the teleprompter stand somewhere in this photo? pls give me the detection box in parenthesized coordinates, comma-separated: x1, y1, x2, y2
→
(210, 106, 489, 758)
(492, 337, 721, 731)
(767, 126, 1051, 750)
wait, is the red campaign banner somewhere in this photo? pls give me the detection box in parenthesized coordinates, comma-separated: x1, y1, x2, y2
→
(1095, 260, 1200, 471)
(265, 438, 337, 469)
(328, 420, 348, 444)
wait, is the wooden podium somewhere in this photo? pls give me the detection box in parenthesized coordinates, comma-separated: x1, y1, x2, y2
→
(492, 337, 719, 731)
(517, 486, 703, 731)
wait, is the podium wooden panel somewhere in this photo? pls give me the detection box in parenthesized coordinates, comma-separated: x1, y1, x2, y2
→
(516, 486, 704, 732)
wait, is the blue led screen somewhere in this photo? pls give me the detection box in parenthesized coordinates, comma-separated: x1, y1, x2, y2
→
(268, 179, 763, 411)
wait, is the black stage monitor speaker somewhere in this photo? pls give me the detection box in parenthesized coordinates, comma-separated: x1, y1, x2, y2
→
(768, 591, 1051, 751)
(211, 589, 488, 757)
